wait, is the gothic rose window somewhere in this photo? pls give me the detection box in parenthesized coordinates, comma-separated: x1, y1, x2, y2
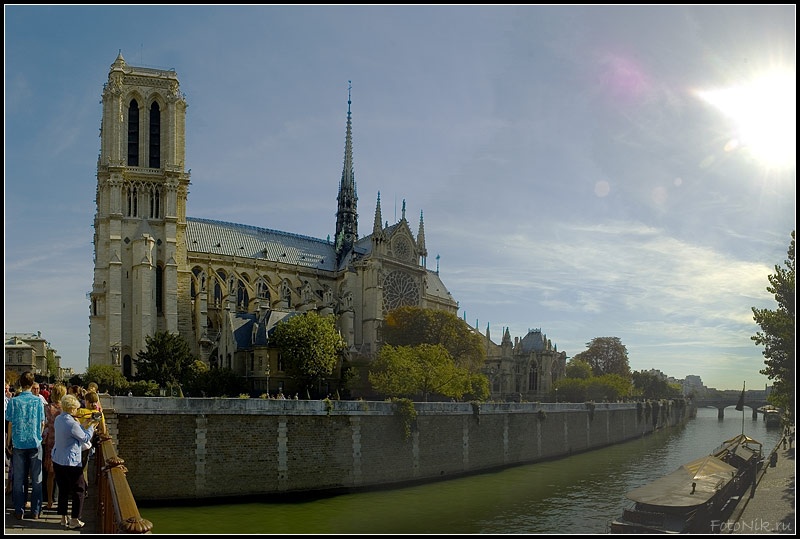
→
(382, 270, 419, 314)
(393, 236, 412, 262)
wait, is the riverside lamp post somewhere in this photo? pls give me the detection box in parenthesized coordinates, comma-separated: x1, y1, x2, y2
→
(265, 365, 270, 395)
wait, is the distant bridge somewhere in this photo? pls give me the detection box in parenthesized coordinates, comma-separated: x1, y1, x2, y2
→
(692, 397, 770, 419)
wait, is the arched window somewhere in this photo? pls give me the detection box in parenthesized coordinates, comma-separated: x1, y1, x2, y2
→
(156, 264, 164, 315)
(127, 185, 138, 217)
(128, 100, 139, 166)
(149, 102, 160, 168)
(214, 280, 222, 306)
(257, 280, 270, 302)
(529, 365, 538, 392)
(281, 281, 292, 308)
(237, 280, 249, 311)
(149, 186, 161, 219)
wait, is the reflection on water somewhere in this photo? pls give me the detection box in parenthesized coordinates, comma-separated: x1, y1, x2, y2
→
(143, 407, 782, 534)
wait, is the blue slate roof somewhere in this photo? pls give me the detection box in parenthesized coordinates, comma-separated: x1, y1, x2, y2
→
(229, 310, 298, 350)
(519, 329, 546, 353)
(186, 218, 336, 271)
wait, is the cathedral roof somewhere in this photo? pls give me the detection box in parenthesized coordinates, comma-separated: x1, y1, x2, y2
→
(425, 270, 455, 303)
(229, 309, 297, 351)
(519, 329, 546, 353)
(186, 218, 336, 271)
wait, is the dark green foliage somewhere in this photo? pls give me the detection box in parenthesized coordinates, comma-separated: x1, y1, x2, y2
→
(271, 312, 346, 396)
(383, 306, 486, 372)
(135, 331, 198, 391)
(183, 366, 249, 397)
(551, 373, 632, 402)
(127, 380, 160, 397)
(84, 364, 129, 395)
(370, 344, 488, 401)
(391, 397, 417, 440)
(632, 370, 681, 399)
(571, 337, 631, 377)
(565, 359, 592, 379)
(752, 231, 795, 414)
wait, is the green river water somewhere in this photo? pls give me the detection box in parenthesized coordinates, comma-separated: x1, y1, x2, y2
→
(141, 407, 783, 534)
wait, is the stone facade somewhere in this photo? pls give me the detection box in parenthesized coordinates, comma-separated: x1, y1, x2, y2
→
(101, 396, 692, 501)
(4, 332, 61, 379)
(88, 54, 458, 390)
(482, 327, 567, 402)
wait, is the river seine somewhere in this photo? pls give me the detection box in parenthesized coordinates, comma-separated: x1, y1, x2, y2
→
(141, 406, 782, 534)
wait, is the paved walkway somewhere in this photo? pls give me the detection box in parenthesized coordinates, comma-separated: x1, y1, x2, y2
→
(722, 435, 796, 534)
(4, 466, 98, 535)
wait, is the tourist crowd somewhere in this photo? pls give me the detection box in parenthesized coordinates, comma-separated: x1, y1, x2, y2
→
(5, 373, 104, 529)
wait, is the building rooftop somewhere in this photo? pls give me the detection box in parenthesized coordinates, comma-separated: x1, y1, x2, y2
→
(186, 218, 336, 271)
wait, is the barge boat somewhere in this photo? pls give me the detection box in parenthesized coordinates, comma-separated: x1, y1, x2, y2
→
(610, 434, 763, 533)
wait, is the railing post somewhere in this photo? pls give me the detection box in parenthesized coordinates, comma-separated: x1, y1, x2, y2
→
(95, 426, 153, 533)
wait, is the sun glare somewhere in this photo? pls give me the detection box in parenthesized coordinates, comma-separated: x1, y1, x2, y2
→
(698, 70, 796, 169)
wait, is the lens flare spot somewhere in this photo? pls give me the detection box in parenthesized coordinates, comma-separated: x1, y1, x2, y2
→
(724, 139, 740, 152)
(594, 180, 610, 197)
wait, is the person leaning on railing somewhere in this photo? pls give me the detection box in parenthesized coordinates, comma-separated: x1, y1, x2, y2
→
(52, 394, 99, 529)
(43, 383, 67, 510)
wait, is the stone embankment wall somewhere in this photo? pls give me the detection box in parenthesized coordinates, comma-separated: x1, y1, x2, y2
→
(99, 397, 691, 501)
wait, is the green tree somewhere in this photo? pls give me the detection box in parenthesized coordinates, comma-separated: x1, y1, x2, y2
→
(551, 377, 587, 402)
(571, 337, 631, 377)
(586, 374, 632, 402)
(565, 359, 593, 379)
(465, 372, 490, 401)
(134, 331, 198, 394)
(383, 307, 486, 372)
(271, 312, 346, 397)
(127, 380, 160, 397)
(184, 366, 249, 397)
(631, 370, 680, 400)
(370, 344, 481, 401)
(752, 230, 795, 414)
(83, 364, 129, 395)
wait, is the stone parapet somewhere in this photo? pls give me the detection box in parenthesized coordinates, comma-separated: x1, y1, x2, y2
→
(99, 396, 689, 502)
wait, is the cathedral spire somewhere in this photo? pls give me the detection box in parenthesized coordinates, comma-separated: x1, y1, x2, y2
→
(373, 192, 384, 238)
(335, 81, 358, 264)
(417, 209, 427, 267)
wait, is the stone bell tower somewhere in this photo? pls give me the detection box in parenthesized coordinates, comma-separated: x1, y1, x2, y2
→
(88, 52, 190, 377)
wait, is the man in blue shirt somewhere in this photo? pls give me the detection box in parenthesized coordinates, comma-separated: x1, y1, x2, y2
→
(5, 371, 46, 520)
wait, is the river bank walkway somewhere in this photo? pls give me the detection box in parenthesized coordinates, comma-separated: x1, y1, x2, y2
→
(723, 435, 795, 534)
(4, 467, 98, 534)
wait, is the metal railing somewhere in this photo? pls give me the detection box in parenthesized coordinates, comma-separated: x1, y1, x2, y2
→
(94, 431, 153, 533)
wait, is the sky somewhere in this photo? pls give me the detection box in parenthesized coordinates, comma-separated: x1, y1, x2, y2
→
(4, 6, 796, 391)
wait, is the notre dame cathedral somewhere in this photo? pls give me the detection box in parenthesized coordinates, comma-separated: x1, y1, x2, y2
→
(88, 53, 564, 399)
